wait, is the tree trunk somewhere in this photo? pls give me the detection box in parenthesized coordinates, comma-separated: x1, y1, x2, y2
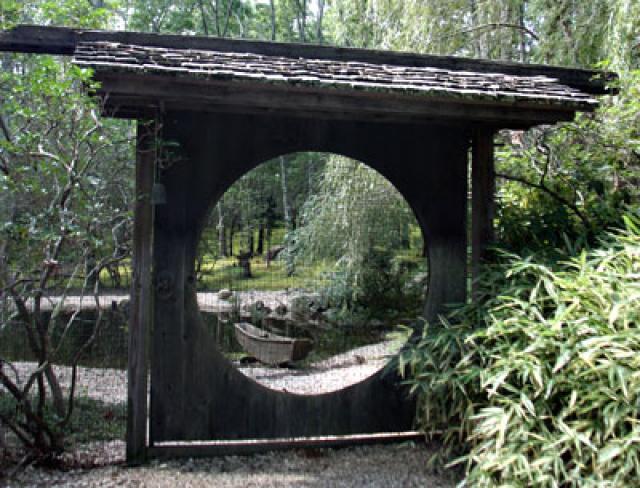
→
(280, 156, 295, 275)
(295, 0, 307, 42)
(269, 0, 277, 40)
(470, 0, 484, 58)
(247, 226, 254, 256)
(316, 0, 325, 43)
(217, 201, 227, 257)
(256, 223, 265, 255)
(222, 0, 236, 37)
(265, 221, 272, 268)
(280, 156, 292, 232)
(519, 0, 527, 62)
(44, 364, 66, 418)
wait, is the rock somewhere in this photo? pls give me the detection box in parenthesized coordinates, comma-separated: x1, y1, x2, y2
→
(274, 304, 288, 316)
(217, 289, 233, 300)
(251, 300, 272, 314)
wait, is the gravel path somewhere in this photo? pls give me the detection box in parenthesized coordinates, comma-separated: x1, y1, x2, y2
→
(27, 290, 307, 313)
(4, 339, 401, 400)
(6, 442, 459, 487)
(241, 341, 402, 394)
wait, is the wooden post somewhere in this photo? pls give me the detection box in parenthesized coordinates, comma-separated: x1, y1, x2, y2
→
(126, 120, 156, 464)
(471, 127, 496, 298)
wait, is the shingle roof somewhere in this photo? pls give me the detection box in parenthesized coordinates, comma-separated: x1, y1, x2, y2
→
(73, 41, 598, 110)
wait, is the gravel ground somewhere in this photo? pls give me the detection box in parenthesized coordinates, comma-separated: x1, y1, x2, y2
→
(2, 363, 128, 405)
(2, 311, 451, 487)
(28, 290, 307, 313)
(1, 349, 460, 487)
(4, 339, 401, 400)
(242, 341, 402, 394)
(5, 442, 459, 488)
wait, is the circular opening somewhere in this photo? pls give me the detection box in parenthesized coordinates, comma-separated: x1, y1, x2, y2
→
(196, 153, 427, 394)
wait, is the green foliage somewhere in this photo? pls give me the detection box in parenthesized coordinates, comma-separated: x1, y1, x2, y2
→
(0, 0, 115, 30)
(325, 0, 639, 68)
(399, 216, 640, 486)
(0, 1, 132, 460)
(496, 69, 640, 254)
(293, 156, 423, 313)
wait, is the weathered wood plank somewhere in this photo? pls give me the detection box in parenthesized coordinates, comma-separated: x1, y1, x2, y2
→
(147, 432, 424, 459)
(149, 120, 190, 442)
(471, 127, 496, 298)
(144, 113, 468, 448)
(94, 72, 582, 127)
(126, 120, 156, 465)
(0, 24, 614, 95)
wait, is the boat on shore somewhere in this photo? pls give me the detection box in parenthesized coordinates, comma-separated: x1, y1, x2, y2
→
(234, 322, 313, 365)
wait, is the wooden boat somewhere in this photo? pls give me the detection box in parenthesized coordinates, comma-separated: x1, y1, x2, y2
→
(234, 322, 313, 365)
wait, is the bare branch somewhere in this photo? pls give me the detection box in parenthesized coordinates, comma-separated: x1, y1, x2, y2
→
(0, 112, 12, 143)
(496, 171, 591, 229)
(270, 0, 276, 41)
(59, 262, 108, 428)
(198, 0, 210, 35)
(222, 0, 235, 38)
(438, 22, 540, 43)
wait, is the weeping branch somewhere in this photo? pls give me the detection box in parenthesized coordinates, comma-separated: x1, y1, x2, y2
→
(438, 23, 540, 43)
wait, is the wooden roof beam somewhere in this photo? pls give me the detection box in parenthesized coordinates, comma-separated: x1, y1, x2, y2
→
(93, 72, 581, 127)
(0, 24, 616, 95)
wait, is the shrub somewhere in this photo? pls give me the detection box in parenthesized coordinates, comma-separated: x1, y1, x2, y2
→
(399, 215, 640, 486)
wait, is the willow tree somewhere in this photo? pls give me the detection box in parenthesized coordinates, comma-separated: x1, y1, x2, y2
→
(293, 156, 419, 307)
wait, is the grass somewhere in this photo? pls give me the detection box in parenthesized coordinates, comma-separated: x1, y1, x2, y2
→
(197, 256, 335, 291)
(196, 223, 425, 292)
(60, 224, 426, 293)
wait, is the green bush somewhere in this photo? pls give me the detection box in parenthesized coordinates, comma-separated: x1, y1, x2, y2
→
(399, 216, 640, 486)
(495, 70, 640, 255)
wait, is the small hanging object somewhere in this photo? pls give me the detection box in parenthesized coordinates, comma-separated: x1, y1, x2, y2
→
(151, 182, 167, 205)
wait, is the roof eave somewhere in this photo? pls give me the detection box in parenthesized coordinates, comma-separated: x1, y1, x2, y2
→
(89, 69, 592, 128)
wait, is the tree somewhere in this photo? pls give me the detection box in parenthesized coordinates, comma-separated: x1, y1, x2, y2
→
(293, 156, 418, 305)
(0, 1, 133, 463)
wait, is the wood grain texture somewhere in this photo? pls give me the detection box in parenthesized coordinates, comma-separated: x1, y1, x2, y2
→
(471, 128, 496, 298)
(92, 72, 584, 127)
(126, 120, 156, 465)
(148, 432, 425, 459)
(146, 112, 469, 448)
